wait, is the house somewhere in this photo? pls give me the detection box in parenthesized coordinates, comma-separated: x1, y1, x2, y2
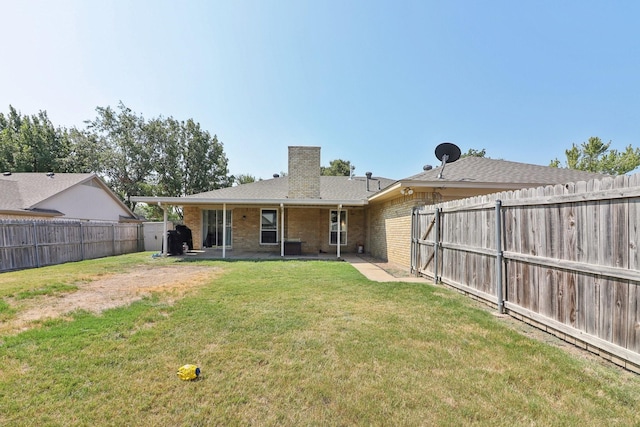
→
(133, 147, 395, 257)
(366, 156, 607, 267)
(0, 172, 138, 222)
(130, 146, 606, 267)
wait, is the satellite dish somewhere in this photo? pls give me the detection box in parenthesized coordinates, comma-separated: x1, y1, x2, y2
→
(434, 142, 461, 179)
(435, 142, 461, 163)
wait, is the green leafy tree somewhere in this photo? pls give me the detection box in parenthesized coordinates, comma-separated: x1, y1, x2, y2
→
(235, 174, 256, 184)
(0, 107, 19, 172)
(321, 159, 354, 176)
(62, 127, 108, 173)
(182, 119, 232, 194)
(461, 148, 487, 158)
(84, 102, 233, 212)
(148, 116, 182, 197)
(550, 137, 640, 175)
(0, 106, 69, 172)
(2, 103, 233, 214)
(86, 103, 154, 209)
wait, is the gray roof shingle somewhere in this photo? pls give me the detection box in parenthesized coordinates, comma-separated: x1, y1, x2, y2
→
(0, 173, 98, 211)
(187, 175, 396, 201)
(0, 173, 134, 219)
(405, 157, 607, 185)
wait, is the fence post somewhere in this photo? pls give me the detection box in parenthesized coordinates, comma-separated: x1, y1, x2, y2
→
(410, 207, 416, 276)
(79, 222, 85, 260)
(434, 208, 441, 283)
(112, 223, 116, 255)
(495, 200, 504, 314)
(32, 221, 40, 268)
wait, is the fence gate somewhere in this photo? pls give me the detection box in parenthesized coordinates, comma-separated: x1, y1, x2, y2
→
(411, 207, 438, 279)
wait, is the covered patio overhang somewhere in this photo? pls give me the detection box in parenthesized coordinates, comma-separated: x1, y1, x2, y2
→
(129, 195, 368, 259)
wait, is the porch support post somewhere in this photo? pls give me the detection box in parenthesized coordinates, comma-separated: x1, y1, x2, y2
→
(280, 203, 285, 257)
(337, 204, 342, 258)
(222, 203, 227, 259)
(160, 203, 168, 257)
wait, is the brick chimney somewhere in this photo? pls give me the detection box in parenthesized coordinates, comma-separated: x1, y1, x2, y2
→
(288, 146, 321, 199)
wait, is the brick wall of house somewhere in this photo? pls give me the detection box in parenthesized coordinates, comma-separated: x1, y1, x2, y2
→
(233, 207, 279, 253)
(347, 208, 366, 254)
(183, 205, 365, 255)
(233, 207, 365, 255)
(286, 207, 321, 253)
(288, 146, 321, 199)
(368, 192, 434, 268)
(182, 206, 203, 249)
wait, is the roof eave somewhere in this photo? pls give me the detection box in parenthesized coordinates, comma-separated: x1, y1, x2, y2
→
(33, 174, 137, 218)
(129, 196, 368, 207)
(368, 180, 560, 202)
(0, 209, 63, 217)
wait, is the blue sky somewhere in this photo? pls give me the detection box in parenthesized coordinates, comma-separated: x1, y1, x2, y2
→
(2, 0, 639, 180)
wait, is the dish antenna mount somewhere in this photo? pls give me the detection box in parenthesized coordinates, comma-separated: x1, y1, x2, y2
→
(435, 142, 461, 179)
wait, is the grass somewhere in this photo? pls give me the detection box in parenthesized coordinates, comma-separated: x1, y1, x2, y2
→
(0, 252, 157, 299)
(1, 255, 639, 426)
(14, 282, 78, 300)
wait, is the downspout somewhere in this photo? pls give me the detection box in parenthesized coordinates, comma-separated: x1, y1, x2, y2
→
(222, 203, 227, 259)
(280, 203, 285, 257)
(337, 204, 342, 258)
(159, 202, 168, 257)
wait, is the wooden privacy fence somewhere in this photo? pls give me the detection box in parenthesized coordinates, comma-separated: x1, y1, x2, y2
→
(411, 174, 640, 372)
(0, 220, 144, 272)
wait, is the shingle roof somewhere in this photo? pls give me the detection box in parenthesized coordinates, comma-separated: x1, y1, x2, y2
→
(0, 173, 98, 212)
(187, 175, 396, 202)
(405, 157, 607, 185)
(0, 173, 136, 220)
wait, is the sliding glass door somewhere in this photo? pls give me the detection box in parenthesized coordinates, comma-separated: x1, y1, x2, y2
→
(202, 210, 232, 248)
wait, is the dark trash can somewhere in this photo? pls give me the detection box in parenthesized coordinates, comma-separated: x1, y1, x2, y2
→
(175, 225, 193, 251)
(166, 230, 183, 255)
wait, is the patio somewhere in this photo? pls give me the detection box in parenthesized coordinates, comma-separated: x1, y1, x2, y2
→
(176, 248, 346, 261)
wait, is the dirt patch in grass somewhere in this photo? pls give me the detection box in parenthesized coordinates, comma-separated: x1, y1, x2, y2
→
(3, 264, 220, 334)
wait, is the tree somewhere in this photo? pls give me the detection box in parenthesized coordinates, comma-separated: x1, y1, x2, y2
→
(0, 106, 69, 173)
(86, 103, 155, 209)
(321, 159, 354, 176)
(461, 148, 487, 158)
(1, 103, 233, 214)
(182, 119, 232, 194)
(234, 174, 256, 185)
(550, 137, 640, 175)
(62, 127, 108, 173)
(83, 102, 233, 212)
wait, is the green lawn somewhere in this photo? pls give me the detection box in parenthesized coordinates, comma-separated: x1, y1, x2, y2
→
(1, 255, 639, 426)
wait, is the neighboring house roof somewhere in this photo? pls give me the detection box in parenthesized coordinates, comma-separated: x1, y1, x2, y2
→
(0, 172, 137, 220)
(133, 175, 396, 206)
(370, 157, 608, 202)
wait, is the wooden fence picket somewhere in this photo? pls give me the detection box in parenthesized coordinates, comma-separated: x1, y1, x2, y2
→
(0, 220, 143, 272)
(412, 172, 640, 372)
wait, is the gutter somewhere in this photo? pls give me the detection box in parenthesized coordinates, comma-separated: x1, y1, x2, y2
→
(129, 196, 368, 207)
(367, 180, 558, 202)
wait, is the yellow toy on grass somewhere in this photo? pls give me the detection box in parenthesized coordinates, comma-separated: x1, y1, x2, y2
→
(177, 364, 200, 381)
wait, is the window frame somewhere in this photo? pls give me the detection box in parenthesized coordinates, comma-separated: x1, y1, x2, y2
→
(329, 209, 347, 246)
(260, 208, 278, 245)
